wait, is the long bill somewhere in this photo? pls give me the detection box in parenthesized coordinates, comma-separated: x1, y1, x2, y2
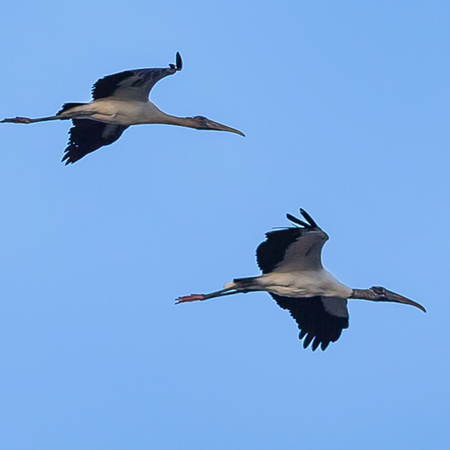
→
(198, 118, 245, 137)
(163, 114, 245, 137)
(351, 287, 426, 313)
(382, 290, 427, 313)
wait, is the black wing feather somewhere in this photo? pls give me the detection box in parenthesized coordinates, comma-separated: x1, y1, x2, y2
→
(271, 294, 349, 351)
(62, 119, 128, 164)
(256, 209, 326, 273)
(91, 53, 182, 100)
(91, 71, 135, 100)
(256, 228, 306, 274)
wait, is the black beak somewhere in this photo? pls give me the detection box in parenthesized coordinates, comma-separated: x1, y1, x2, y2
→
(200, 118, 245, 136)
(373, 287, 426, 313)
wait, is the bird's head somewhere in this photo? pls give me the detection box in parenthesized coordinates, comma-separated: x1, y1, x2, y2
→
(369, 286, 426, 312)
(190, 116, 245, 137)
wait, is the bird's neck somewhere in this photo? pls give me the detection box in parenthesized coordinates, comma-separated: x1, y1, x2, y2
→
(143, 105, 197, 128)
(157, 114, 198, 129)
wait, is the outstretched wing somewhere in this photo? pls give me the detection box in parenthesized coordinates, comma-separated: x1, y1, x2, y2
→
(256, 209, 328, 273)
(271, 294, 349, 351)
(91, 52, 182, 102)
(62, 119, 128, 165)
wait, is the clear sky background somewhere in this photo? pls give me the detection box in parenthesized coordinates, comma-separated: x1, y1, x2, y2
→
(0, 1, 449, 449)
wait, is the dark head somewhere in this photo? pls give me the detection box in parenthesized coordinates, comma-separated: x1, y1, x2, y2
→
(365, 286, 426, 312)
(191, 115, 245, 137)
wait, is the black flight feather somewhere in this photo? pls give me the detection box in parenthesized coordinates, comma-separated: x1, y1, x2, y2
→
(286, 213, 310, 228)
(175, 52, 182, 70)
(62, 119, 128, 164)
(300, 208, 319, 228)
(256, 228, 306, 273)
(91, 53, 183, 101)
(91, 70, 136, 100)
(271, 294, 349, 351)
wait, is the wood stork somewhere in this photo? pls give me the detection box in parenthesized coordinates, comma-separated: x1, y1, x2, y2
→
(176, 209, 426, 351)
(1, 52, 244, 164)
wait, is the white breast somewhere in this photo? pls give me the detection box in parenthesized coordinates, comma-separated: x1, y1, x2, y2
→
(68, 99, 165, 126)
(258, 269, 352, 299)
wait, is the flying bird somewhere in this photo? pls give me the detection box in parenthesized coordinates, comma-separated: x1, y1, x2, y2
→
(1, 52, 244, 164)
(176, 209, 426, 351)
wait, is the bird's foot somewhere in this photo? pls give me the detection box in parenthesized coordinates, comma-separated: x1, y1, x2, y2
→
(1, 116, 33, 124)
(175, 294, 205, 304)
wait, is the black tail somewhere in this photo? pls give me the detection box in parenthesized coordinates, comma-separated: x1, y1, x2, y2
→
(57, 103, 87, 115)
(232, 276, 261, 291)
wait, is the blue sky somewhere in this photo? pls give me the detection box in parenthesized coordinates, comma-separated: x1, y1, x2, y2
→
(0, 1, 449, 448)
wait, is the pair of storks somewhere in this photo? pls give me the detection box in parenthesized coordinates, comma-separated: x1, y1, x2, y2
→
(2, 53, 425, 350)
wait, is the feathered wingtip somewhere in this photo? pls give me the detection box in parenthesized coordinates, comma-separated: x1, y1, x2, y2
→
(169, 52, 183, 71)
(286, 208, 320, 229)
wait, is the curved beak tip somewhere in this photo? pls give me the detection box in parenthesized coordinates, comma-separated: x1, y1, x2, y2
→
(418, 304, 427, 313)
(404, 299, 427, 313)
(219, 124, 245, 137)
(390, 292, 426, 313)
